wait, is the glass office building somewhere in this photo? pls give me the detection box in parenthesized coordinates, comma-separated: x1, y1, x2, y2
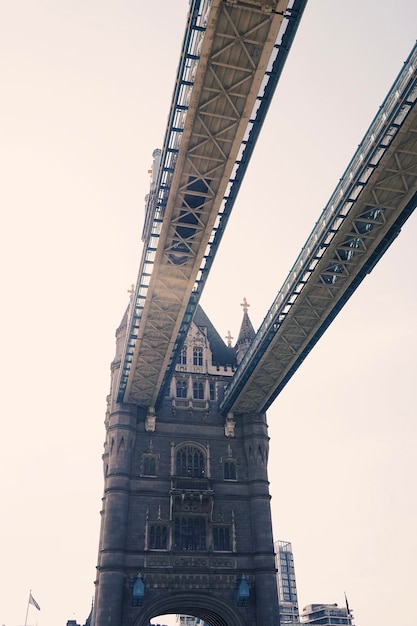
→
(300, 603, 353, 625)
(177, 617, 207, 626)
(275, 540, 300, 624)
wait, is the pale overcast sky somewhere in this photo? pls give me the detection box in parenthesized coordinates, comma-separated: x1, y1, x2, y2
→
(1, 2, 416, 626)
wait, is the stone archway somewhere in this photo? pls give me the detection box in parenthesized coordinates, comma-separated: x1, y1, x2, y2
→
(134, 592, 246, 626)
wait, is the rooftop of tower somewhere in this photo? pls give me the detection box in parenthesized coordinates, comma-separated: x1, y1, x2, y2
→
(193, 305, 237, 367)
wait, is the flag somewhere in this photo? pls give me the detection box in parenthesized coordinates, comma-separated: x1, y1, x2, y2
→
(29, 592, 41, 611)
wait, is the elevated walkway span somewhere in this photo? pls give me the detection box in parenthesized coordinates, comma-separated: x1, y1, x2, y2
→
(116, 0, 308, 408)
(221, 42, 417, 414)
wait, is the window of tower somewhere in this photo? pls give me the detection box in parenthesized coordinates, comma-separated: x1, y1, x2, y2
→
(193, 346, 203, 366)
(223, 461, 236, 480)
(180, 347, 187, 365)
(213, 526, 231, 551)
(176, 380, 187, 398)
(149, 524, 167, 549)
(193, 381, 204, 399)
(176, 445, 205, 477)
(174, 516, 206, 550)
(143, 456, 157, 476)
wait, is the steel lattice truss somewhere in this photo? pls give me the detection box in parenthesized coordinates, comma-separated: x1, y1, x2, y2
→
(221, 44, 417, 414)
(119, 0, 296, 407)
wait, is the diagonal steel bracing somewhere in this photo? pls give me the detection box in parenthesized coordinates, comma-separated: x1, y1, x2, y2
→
(221, 43, 417, 414)
(118, 0, 305, 407)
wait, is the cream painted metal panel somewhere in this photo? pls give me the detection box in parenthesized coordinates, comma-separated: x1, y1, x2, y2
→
(122, 0, 293, 407)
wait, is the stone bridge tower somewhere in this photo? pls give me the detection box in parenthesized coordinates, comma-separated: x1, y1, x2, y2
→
(93, 305, 279, 626)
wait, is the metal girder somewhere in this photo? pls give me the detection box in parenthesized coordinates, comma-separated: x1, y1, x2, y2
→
(118, 0, 303, 407)
(221, 42, 417, 415)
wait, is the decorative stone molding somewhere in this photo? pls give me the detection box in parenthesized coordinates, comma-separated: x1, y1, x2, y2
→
(145, 554, 237, 569)
(145, 407, 156, 432)
(224, 412, 235, 437)
(143, 573, 241, 589)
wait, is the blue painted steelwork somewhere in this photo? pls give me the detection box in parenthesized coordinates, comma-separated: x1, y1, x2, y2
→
(118, 0, 308, 405)
(132, 573, 145, 607)
(221, 41, 417, 415)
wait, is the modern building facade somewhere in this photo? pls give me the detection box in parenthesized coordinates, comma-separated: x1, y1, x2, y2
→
(275, 540, 300, 624)
(177, 616, 208, 626)
(301, 603, 353, 625)
(93, 304, 280, 626)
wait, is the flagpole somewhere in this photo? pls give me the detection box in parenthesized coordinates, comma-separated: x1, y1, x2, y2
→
(24, 590, 31, 626)
(344, 591, 352, 624)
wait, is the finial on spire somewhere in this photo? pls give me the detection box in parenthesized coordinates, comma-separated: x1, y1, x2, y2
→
(225, 330, 233, 347)
(241, 297, 250, 313)
(235, 297, 255, 364)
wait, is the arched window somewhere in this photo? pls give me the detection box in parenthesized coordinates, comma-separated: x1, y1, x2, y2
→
(193, 381, 204, 399)
(213, 526, 231, 551)
(209, 382, 215, 401)
(176, 380, 187, 398)
(193, 346, 203, 366)
(143, 456, 156, 476)
(180, 347, 187, 365)
(149, 524, 167, 549)
(176, 445, 205, 477)
(174, 516, 206, 550)
(224, 461, 236, 480)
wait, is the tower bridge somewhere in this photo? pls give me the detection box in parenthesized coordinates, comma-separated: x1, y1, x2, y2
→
(117, 0, 417, 416)
(93, 2, 417, 625)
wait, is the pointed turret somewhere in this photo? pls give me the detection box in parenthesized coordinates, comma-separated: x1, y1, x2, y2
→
(235, 297, 255, 364)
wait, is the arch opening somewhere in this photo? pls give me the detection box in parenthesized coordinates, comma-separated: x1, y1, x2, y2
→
(136, 592, 245, 626)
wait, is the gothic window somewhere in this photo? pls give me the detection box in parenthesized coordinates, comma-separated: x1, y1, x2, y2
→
(176, 445, 205, 477)
(176, 380, 187, 398)
(174, 516, 206, 550)
(143, 456, 156, 476)
(142, 454, 158, 477)
(213, 526, 231, 551)
(193, 381, 204, 400)
(209, 382, 215, 401)
(149, 524, 167, 549)
(180, 347, 187, 365)
(224, 461, 236, 480)
(193, 346, 203, 366)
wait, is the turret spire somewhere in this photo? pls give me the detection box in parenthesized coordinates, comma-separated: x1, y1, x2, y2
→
(235, 297, 255, 364)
